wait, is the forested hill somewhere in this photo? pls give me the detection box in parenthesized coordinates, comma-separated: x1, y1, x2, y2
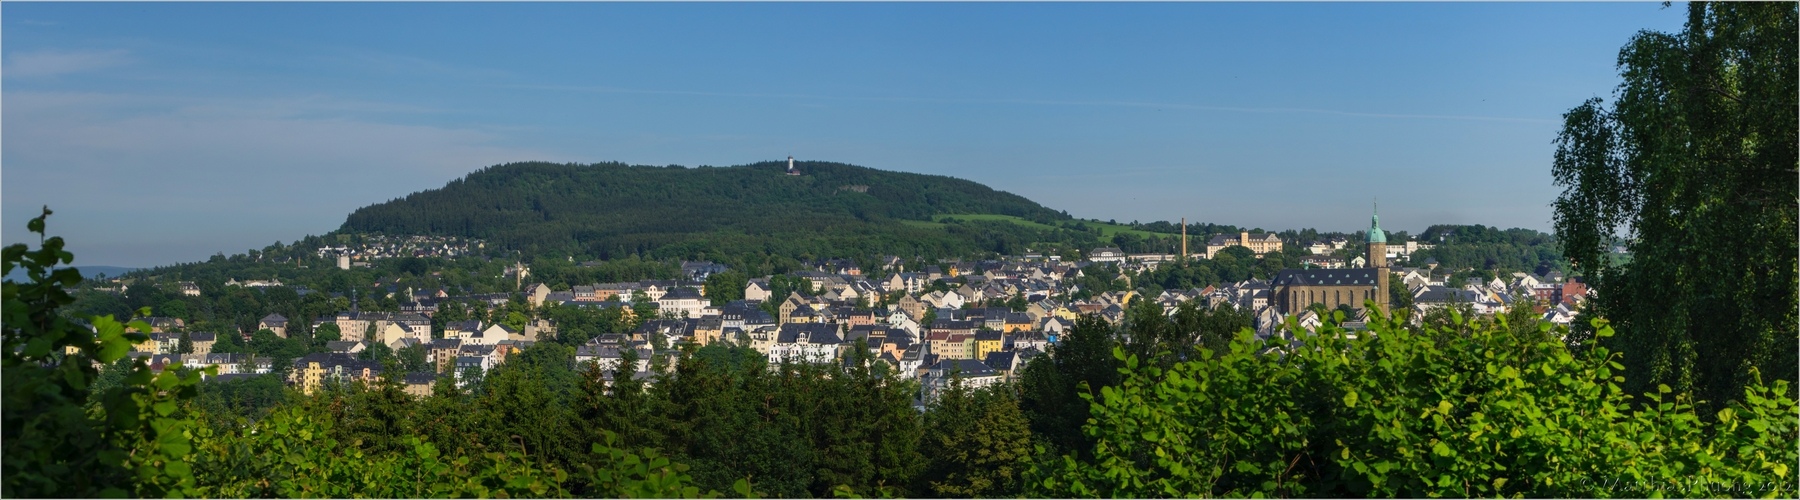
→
(340, 160, 1072, 260)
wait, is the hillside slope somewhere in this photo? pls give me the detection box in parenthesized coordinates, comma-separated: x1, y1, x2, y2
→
(340, 160, 1074, 260)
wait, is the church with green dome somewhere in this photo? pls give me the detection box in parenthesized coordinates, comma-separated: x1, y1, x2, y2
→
(1270, 204, 1390, 316)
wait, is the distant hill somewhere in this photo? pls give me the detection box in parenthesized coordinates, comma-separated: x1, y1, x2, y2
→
(340, 160, 1076, 262)
(4, 265, 138, 283)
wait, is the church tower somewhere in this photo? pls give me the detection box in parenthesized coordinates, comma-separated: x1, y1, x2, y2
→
(1367, 203, 1390, 315)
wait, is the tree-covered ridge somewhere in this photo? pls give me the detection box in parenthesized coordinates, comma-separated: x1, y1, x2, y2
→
(340, 160, 1071, 259)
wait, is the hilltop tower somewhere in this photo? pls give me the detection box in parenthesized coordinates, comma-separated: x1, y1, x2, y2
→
(1367, 202, 1390, 315)
(786, 156, 800, 175)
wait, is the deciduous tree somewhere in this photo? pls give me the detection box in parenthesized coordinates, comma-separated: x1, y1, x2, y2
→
(1551, 2, 1797, 409)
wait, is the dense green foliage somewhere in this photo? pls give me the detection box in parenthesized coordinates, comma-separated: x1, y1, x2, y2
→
(13, 8, 1794, 495)
(1018, 302, 1254, 460)
(1409, 224, 1569, 276)
(3, 212, 733, 498)
(1031, 308, 1798, 498)
(3, 209, 213, 497)
(1551, 2, 1797, 412)
(12, 207, 1800, 498)
(917, 379, 1033, 497)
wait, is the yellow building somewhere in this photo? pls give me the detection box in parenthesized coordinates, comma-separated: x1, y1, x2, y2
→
(1205, 231, 1284, 258)
(777, 293, 806, 324)
(1002, 315, 1033, 333)
(289, 353, 377, 396)
(292, 358, 326, 396)
(973, 331, 1005, 361)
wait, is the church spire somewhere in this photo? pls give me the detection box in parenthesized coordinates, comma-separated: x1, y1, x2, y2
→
(1368, 199, 1387, 244)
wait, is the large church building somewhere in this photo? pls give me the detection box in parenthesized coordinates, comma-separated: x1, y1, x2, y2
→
(1271, 207, 1390, 316)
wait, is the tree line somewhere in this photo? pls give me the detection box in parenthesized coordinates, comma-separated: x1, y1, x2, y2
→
(8, 212, 1794, 497)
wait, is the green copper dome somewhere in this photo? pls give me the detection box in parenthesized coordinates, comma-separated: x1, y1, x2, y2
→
(1368, 203, 1387, 244)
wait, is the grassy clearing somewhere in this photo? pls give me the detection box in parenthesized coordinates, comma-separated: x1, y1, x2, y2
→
(930, 214, 1171, 239)
(898, 219, 947, 229)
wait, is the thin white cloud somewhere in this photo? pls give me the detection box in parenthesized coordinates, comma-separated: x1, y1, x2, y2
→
(1, 90, 566, 266)
(3, 49, 130, 78)
(501, 83, 1556, 124)
(311, 46, 515, 82)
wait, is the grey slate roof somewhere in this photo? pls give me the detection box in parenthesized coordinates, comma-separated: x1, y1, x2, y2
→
(982, 351, 1017, 372)
(1415, 286, 1481, 304)
(932, 358, 997, 377)
(777, 323, 843, 344)
(1272, 268, 1381, 287)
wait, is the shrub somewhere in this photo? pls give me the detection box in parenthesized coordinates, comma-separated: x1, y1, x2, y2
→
(1033, 307, 1798, 497)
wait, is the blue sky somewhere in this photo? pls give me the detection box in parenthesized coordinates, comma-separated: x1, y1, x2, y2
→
(3, 2, 1686, 267)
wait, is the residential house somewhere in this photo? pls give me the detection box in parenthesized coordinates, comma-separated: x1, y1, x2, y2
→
(393, 313, 432, 338)
(1413, 286, 1483, 312)
(1088, 247, 1128, 264)
(574, 338, 651, 376)
(290, 353, 379, 396)
(465, 324, 516, 346)
(885, 311, 921, 337)
(1561, 281, 1589, 307)
(1010, 330, 1050, 352)
(455, 356, 491, 387)
(846, 310, 876, 327)
(443, 320, 482, 340)
(524, 283, 553, 308)
(144, 317, 185, 333)
(657, 288, 709, 318)
(693, 315, 725, 345)
(522, 318, 556, 342)
(930, 319, 977, 337)
(404, 372, 437, 398)
(377, 323, 415, 348)
(745, 279, 772, 302)
(745, 325, 779, 353)
(429, 338, 462, 374)
(973, 330, 1005, 361)
(681, 261, 729, 280)
(1542, 303, 1578, 326)
(921, 290, 965, 310)
(258, 313, 290, 338)
(921, 359, 1001, 402)
(982, 351, 1022, 382)
(896, 344, 929, 380)
(1298, 255, 1346, 269)
(189, 332, 217, 356)
(895, 294, 927, 321)
(777, 292, 807, 324)
(325, 341, 367, 355)
(769, 323, 843, 365)
(1029, 317, 1066, 346)
(333, 311, 394, 343)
